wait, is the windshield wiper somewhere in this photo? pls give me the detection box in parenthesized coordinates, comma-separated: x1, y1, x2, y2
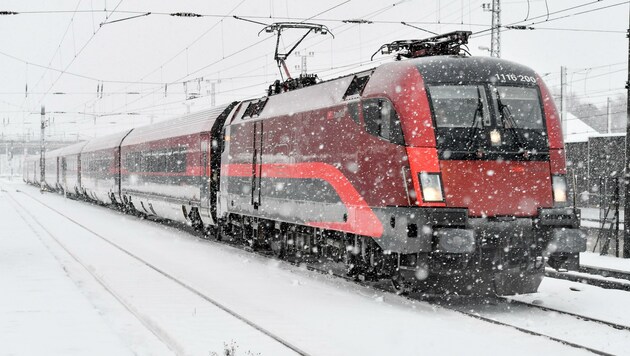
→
(465, 86, 485, 151)
(495, 92, 527, 150)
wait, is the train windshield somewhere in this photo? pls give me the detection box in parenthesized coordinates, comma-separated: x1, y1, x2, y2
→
(430, 85, 491, 128)
(491, 86, 544, 130)
(427, 84, 548, 161)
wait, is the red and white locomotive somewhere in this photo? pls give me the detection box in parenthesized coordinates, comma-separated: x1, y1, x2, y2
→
(26, 32, 584, 295)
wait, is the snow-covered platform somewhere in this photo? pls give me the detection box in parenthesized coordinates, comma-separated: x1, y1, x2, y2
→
(2, 179, 629, 355)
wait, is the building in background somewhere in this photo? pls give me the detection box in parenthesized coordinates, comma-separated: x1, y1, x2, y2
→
(564, 113, 626, 208)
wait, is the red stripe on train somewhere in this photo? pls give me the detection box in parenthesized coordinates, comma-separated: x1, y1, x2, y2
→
(222, 162, 384, 238)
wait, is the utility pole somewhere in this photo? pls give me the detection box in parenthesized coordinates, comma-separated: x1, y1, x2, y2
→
(205, 79, 221, 107)
(40, 105, 45, 191)
(210, 82, 216, 107)
(624, 3, 630, 258)
(560, 66, 567, 140)
(295, 51, 315, 76)
(483, 1, 501, 58)
(607, 97, 612, 134)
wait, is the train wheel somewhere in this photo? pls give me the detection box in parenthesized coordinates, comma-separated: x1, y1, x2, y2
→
(203, 224, 215, 240)
(216, 220, 230, 242)
(270, 228, 286, 258)
(188, 208, 204, 231)
(242, 218, 257, 250)
(391, 271, 412, 296)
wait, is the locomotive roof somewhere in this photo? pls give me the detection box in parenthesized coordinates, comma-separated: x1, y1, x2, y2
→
(232, 55, 538, 124)
(122, 105, 230, 146)
(403, 55, 538, 83)
(230, 75, 355, 124)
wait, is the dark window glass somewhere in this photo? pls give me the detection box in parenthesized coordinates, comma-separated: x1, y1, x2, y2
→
(348, 102, 361, 125)
(344, 75, 370, 98)
(254, 98, 268, 116)
(491, 86, 544, 129)
(159, 152, 166, 172)
(362, 98, 405, 145)
(242, 102, 255, 118)
(148, 152, 155, 172)
(242, 98, 268, 119)
(428, 85, 491, 128)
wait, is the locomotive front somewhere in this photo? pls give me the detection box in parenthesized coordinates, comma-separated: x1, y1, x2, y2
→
(383, 56, 585, 294)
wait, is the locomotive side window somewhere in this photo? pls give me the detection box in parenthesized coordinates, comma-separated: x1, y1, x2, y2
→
(362, 98, 405, 145)
(428, 85, 491, 128)
(347, 102, 361, 125)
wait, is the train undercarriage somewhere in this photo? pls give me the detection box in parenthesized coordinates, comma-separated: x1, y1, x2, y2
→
(204, 207, 584, 296)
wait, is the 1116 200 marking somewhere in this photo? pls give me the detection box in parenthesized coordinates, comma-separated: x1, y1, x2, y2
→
(495, 73, 537, 83)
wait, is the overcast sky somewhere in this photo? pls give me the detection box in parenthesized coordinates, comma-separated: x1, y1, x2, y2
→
(0, 0, 627, 141)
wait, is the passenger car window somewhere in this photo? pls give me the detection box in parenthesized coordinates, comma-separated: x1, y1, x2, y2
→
(361, 98, 405, 145)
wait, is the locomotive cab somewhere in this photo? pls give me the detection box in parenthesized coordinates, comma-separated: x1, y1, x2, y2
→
(373, 55, 585, 294)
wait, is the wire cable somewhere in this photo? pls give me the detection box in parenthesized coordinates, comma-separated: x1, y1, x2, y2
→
(36, 0, 125, 106)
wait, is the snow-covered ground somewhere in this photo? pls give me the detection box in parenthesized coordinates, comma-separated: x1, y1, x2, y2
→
(580, 207, 624, 229)
(581, 252, 630, 273)
(0, 191, 168, 356)
(2, 179, 629, 355)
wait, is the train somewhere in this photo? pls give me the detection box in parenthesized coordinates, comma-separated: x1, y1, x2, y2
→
(24, 31, 585, 295)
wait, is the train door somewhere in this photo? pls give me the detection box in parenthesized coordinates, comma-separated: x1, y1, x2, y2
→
(56, 157, 60, 188)
(200, 134, 211, 215)
(61, 157, 67, 191)
(251, 121, 263, 210)
(77, 153, 82, 189)
(114, 148, 121, 199)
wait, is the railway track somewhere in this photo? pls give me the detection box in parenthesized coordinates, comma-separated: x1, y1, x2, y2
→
(439, 297, 628, 356)
(303, 261, 629, 356)
(545, 269, 630, 292)
(7, 188, 310, 356)
(579, 265, 630, 282)
(10, 185, 630, 356)
(501, 298, 630, 332)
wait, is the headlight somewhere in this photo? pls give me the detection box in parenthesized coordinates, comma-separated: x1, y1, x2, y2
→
(552, 175, 567, 205)
(419, 172, 444, 202)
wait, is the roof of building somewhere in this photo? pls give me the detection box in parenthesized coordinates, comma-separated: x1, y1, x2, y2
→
(564, 112, 600, 143)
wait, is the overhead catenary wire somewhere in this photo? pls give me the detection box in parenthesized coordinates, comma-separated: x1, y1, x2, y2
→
(60, 0, 628, 119)
(70, 0, 249, 116)
(473, 0, 607, 36)
(35, 0, 125, 106)
(103, 0, 392, 117)
(4, 0, 626, 129)
(68, 1, 629, 121)
(473, 0, 630, 39)
(0, 2, 476, 105)
(20, 0, 83, 111)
